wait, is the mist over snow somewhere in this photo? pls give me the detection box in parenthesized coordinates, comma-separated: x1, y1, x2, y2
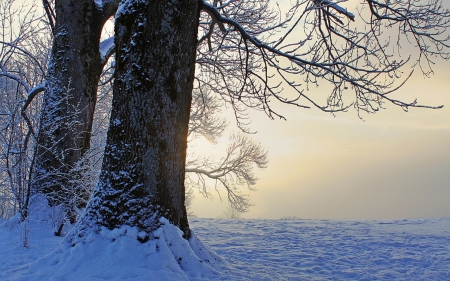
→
(1, 201, 449, 281)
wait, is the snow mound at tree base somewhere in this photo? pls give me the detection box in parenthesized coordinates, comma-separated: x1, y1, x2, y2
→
(4, 217, 228, 281)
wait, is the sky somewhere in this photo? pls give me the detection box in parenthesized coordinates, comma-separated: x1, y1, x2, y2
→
(190, 1, 450, 220)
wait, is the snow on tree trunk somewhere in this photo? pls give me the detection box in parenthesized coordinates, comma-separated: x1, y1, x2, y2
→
(75, 0, 200, 239)
(32, 0, 105, 210)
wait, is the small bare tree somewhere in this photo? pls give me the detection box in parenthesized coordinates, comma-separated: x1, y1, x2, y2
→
(185, 89, 268, 212)
(0, 0, 118, 230)
(219, 205, 242, 219)
(0, 0, 49, 221)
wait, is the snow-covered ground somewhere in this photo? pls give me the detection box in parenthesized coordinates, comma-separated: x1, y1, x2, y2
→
(192, 218, 450, 280)
(1, 214, 449, 280)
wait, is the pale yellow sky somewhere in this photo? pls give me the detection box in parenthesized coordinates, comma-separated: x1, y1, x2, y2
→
(190, 2, 450, 220)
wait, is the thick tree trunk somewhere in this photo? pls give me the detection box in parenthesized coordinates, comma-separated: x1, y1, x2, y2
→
(32, 0, 112, 211)
(76, 0, 200, 239)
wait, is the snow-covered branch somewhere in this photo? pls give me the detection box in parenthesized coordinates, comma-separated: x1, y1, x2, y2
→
(365, 0, 450, 75)
(100, 36, 115, 67)
(197, 0, 448, 122)
(313, 0, 355, 23)
(99, 0, 121, 24)
(22, 83, 45, 112)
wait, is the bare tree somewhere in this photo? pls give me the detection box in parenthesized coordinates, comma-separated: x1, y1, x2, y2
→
(186, 132, 268, 212)
(0, 0, 121, 234)
(219, 205, 242, 219)
(0, 0, 49, 220)
(67, 0, 450, 250)
(31, 0, 120, 211)
(186, 89, 268, 212)
(68, 0, 200, 240)
(0, 0, 119, 233)
(0, 0, 267, 227)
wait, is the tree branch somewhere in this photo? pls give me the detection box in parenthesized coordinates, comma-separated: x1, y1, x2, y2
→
(22, 83, 46, 112)
(100, 0, 121, 24)
(100, 36, 115, 67)
(198, 0, 446, 118)
(42, 0, 55, 34)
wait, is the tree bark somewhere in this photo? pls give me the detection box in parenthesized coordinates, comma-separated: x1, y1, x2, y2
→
(32, 0, 115, 211)
(77, 0, 200, 239)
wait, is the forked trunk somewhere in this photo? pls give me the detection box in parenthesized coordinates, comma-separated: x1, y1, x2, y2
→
(32, 0, 105, 210)
(77, 0, 200, 238)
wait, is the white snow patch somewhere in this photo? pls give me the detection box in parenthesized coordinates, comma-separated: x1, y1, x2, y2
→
(99, 36, 115, 60)
(321, 0, 355, 20)
(94, 0, 103, 8)
(0, 216, 225, 281)
(1, 214, 449, 280)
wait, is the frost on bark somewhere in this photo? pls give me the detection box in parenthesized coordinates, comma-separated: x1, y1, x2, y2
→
(76, 0, 200, 239)
(32, 0, 117, 211)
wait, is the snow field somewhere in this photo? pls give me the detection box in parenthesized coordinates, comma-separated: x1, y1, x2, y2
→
(190, 218, 450, 280)
(1, 214, 449, 280)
